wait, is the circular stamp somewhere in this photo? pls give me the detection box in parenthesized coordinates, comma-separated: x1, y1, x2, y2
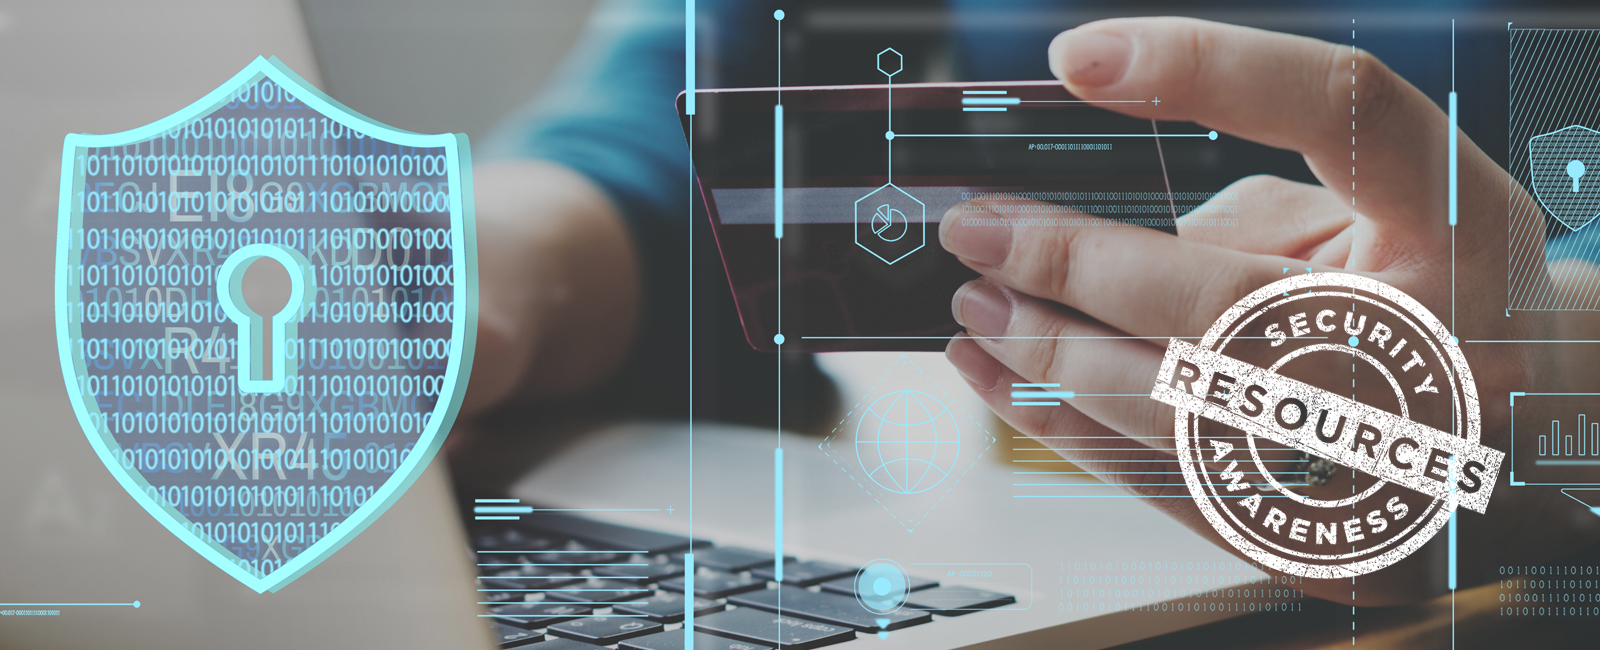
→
(1148, 273, 1502, 579)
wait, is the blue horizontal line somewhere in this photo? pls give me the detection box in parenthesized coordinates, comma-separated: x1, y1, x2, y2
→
(963, 107, 1007, 112)
(477, 589, 651, 592)
(1014, 495, 1283, 498)
(474, 498, 521, 503)
(1012, 383, 1059, 388)
(481, 602, 646, 605)
(0, 603, 140, 606)
(894, 133, 1214, 138)
(484, 576, 649, 581)
(962, 90, 1008, 95)
(476, 507, 660, 514)
(1018, 436, 1250, 439)
(907, 563, 1027, 565)
(962, 97, 1020, 105)
(479, 577, 603, 580)
(476, 550, 644, 554)
(1465, 340, 1600, 343)
(1019, 100, 1148, 104)
(1012, 459, 1304, 463)
(1017, 480, 1305, 483)
(480, 614, 646, 618)
(480, 564, 647, 567)
(1013, 448, 1175, 452)
(1011, 391, 1075, 399)
(1536, 460, 1600, 465)
(800, 336, 1316, 340)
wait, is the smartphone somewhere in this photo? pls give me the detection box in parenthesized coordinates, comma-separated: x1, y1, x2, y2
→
(679, 81, 1220, 353)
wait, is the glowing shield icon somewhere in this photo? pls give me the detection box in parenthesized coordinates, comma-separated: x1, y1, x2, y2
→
(53, 57, 477, 592)
(1528, 125, 1600, 231)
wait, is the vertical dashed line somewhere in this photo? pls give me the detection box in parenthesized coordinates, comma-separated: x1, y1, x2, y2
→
(1350, 19, 1358, 647)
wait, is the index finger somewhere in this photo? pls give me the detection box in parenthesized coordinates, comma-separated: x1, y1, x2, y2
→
(1049, 17, 1447, 239)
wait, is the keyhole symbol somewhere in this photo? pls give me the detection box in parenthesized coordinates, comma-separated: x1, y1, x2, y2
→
(1569, 159, 1586, 192)
(218, 244, 317, 394)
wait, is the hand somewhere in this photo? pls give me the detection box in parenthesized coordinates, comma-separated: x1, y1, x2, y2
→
(941, 17, 1600, 605)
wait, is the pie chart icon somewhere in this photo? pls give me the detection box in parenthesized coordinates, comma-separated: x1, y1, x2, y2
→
(871, 204, 908, 242)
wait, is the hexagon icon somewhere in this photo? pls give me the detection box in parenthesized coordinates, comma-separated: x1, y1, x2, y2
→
(877, 48, 903, 77)
(855, 183, 925, 265)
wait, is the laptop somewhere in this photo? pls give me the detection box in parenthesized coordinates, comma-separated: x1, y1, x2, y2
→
(487, 352, 1285, 650)
(0, 2, 1280, 649)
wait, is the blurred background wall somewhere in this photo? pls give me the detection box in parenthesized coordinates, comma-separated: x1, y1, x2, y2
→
(299, 0, 597, 141)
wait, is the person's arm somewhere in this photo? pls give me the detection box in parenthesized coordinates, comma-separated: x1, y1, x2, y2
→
(462, 160, 638, 412)
(941, 17, 1600, 605)
(465, 0, 690, 413)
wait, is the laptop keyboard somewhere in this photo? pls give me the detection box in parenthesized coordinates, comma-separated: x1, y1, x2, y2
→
(470, 514, 1016, 649)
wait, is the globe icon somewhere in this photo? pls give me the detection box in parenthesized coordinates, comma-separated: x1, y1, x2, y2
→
(855, 390, 961, 494)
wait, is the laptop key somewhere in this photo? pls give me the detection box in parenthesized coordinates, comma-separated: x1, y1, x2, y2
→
(490, 601, 594, 629)
(497, 530, 567, 552)
(539, 640, 604, 650)
(528, 539, 622, 565)
(729, 586, 932, 631)
(593, 559, 684, 582)
(524, 514, 709, 555)
(693, 607, 854, 650)
(691, 547, 790, 573)
(660, 570, 766, 598)
(621, 631, 774, 650)
(482, 565, 585, 592)
(818, 574, 939, 597)
(904, 586, 1017, 615)
(490, 622, 543, 648)
(549, 615, 664, 644)
(481, 589, 526, 605)
(545, 578, 654, 603)
(749, 561, 854, 587)
(612, 590, 724, 622)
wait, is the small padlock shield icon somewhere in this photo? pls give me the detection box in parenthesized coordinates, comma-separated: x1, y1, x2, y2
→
(54, 57, 477, 593)
(1528, 124, 1600, 231)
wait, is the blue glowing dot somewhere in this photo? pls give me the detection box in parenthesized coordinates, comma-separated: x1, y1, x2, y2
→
(885, 130, 895, 140)
(1208, 131, 1218, 140)
(1348, 336, 1359, 347)
(133, 601, 141, 608)
(1450, 336, 1459, 346)
(774, 9, 785, 20)
(774, 334, 785, 345)
(873, 577, 892, 595)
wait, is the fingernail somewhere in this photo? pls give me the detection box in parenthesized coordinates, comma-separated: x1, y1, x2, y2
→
(1051, 29, 1131, 87)
(941, 208, 1011, 267)
(946, 336, 1003, 391)
(953, 279, 1012, 338)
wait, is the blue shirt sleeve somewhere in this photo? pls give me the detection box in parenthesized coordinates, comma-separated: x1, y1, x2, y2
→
(481, 0, 690, 233)
(482, 0, 695, 388)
